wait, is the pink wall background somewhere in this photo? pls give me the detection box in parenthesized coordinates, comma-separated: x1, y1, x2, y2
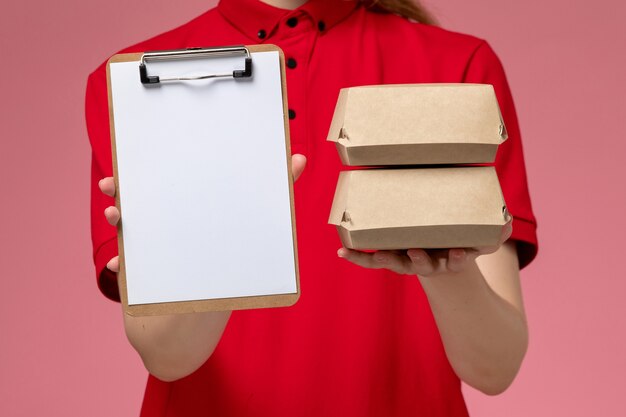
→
(1, 0, 624, 415)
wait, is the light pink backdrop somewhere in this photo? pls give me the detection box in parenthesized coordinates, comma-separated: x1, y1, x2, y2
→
(1, 0, 624, 415)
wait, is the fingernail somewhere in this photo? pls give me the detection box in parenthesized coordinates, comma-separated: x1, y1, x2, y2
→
(337, 248, 345, 258)
(408, 250, 423, 262)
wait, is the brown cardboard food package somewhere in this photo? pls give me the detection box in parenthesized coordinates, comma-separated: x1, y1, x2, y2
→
(327, 84, 508, 166)
(328, 167, 510, 250)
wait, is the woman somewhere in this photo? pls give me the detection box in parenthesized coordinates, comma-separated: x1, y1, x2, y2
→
(86, 0, 538, 415)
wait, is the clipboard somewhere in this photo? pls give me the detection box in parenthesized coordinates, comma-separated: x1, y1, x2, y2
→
(106, 44, 299, 316)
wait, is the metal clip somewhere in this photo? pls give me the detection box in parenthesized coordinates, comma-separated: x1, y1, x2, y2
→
(139, 45, 252, 85)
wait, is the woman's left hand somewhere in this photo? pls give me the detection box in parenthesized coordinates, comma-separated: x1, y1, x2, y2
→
(338, 217, 527, 395)
(337, 218, 512, 277)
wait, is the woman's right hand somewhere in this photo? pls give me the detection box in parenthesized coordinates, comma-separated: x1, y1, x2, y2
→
(97, 154, 306, 382)
(98, 153, 307, 272)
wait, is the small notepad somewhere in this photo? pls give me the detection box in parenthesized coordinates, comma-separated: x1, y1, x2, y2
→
(107, 45, 299, 315)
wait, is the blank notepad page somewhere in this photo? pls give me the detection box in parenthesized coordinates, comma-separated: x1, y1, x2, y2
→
(109, 51, 297, 305)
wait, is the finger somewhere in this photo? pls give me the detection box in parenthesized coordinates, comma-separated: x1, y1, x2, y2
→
(98, 177, 116, 197)
(406, 249, 436, 276)
(371, 250, 414, 274)
(464, 248, 481, 263)
(447, 248, 468, 273)
(107, 256, 120, 273)
(337, 248, 383, 270)
(291, 154, 306, 182)
(104, 206, 120, 226)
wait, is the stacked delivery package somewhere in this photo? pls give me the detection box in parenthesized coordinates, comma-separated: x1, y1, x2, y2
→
(327, 84, 510, 250)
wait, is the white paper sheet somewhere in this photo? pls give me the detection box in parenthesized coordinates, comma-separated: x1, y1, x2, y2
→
(109, 51, 297, 305)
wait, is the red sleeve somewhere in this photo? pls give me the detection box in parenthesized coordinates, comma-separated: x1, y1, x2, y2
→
(85, 67, 121, 301)
(463, 41, 539, 269)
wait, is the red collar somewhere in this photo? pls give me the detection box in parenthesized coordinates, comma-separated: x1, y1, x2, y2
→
(218, 0, 358, 40)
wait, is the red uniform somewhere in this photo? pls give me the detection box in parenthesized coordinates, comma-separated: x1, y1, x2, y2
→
(86, 1, 538, 416)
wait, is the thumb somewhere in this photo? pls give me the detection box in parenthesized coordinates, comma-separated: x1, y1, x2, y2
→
(291, 154, 307, 182)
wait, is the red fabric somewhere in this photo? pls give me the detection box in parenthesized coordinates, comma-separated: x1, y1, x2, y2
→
(85, 0, 539, 415)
